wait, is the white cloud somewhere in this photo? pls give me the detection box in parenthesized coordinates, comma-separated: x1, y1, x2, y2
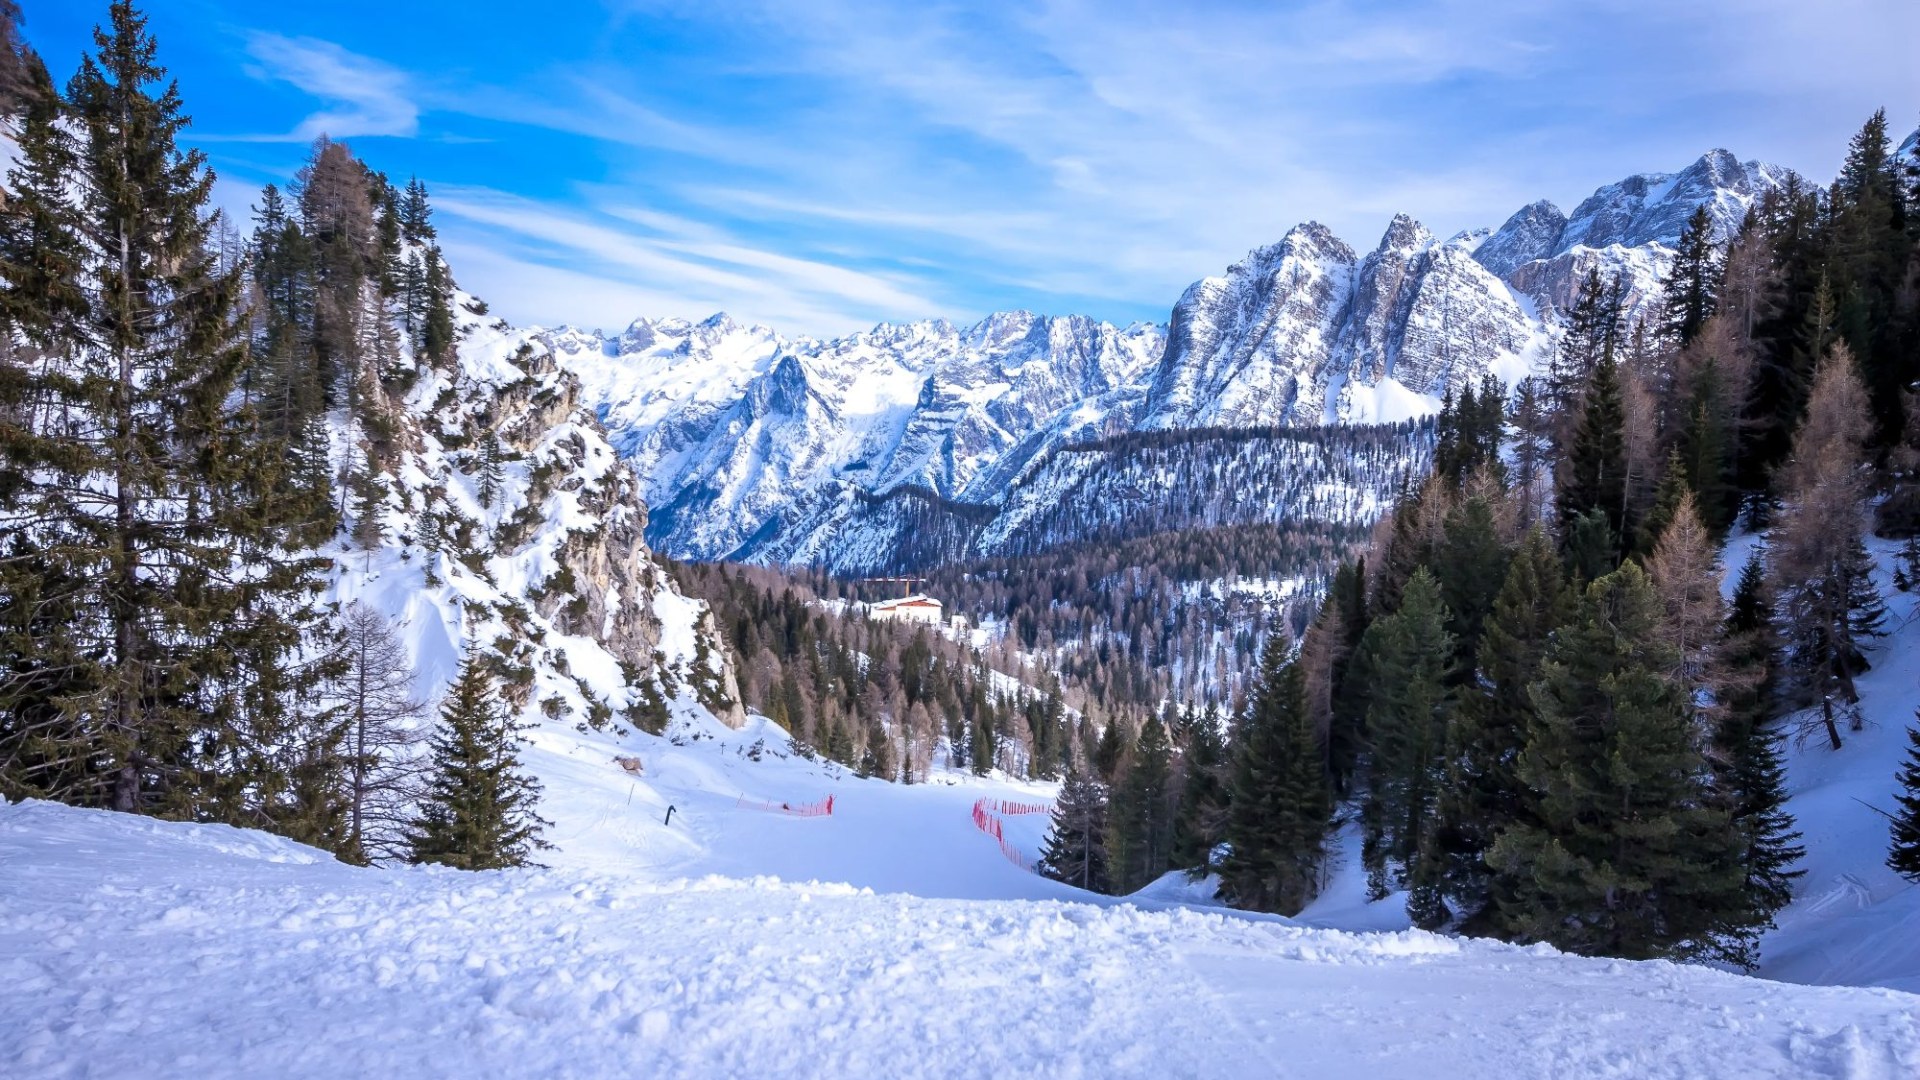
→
(432, 186, 948, 336)
(235, 33, 418, 142)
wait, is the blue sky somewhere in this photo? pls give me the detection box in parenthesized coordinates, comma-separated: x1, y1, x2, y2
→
(22, 0, 1919, 337)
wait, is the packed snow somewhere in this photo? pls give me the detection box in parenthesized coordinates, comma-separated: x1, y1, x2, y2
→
(9, 643, 1920, 1079)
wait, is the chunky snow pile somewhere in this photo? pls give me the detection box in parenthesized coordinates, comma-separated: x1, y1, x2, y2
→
(6, 787, 1919, 1079)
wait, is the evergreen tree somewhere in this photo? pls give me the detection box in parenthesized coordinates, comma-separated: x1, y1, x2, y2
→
(1355, 568, 1454, 923)
(1549, 269, 1623, 429)
(1889, 719, 1920, 883)
(1171, 704, 1228, 869)
(1660, 204, 1721, 348)
(1093, 717, 1126, 784)
(1715, 554, 1804, 930)
(1507, 376, 1553, 527)
(1556, 346, 1631, 565)
(1039, 771, 1111, 892)
(409, 655, 548, 870)
(1220, 639, 1332, 916)
(1, 3, 328, 816)
(1108, 713, 1174, 892)
(1434, 527, 1566, 924)
(398, 176, 436, 244)
(1636, 448, 1692, 557)
(1489, 563, 1751, 963)
(477, 432, 505, 510)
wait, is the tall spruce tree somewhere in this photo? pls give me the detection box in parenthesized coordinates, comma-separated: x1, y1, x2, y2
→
(1220, 638, 1332, 916)
(1434, 527, 1566, 924)
(1489, 562, 1751, 963)
(1556, 346, 1631, 566)
(1890, 718, 1920, 883)
(1660, 204, 1721, 348)
(1040, 770, 1111, 892)
(1, 3, 329, 816)
(409, 655, 548, 870)
(1715, 554, 1804, 928)
(1108, 713, 1174, 892)
(1355, 568, 1454, 923)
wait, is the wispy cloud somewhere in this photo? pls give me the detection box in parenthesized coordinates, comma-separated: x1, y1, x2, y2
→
(225, 33, 418, 142)
(186, 0, 1918, 336)
(431, 185, 946, 334)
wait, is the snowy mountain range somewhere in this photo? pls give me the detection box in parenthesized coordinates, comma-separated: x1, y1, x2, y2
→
(546, 148, 1791, 568)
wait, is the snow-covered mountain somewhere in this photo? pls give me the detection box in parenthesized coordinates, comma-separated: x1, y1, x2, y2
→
(554, 148, 1790, 568)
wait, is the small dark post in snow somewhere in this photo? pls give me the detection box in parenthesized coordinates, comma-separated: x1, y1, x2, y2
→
(664, 805, 677, 826)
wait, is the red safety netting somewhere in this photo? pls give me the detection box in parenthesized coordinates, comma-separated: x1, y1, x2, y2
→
(976, 798, 1051, 816)
(735, 794, 835, 818)
(971, 798, 1047, 872)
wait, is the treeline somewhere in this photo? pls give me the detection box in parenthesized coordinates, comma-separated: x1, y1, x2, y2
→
(672, 560, 1089, 782)
(1041, 110, 1920, 965)
(922, 522, 1364, 710)
(0, 3, 541, 871)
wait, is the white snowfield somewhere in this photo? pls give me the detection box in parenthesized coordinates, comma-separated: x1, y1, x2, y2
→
(7, 540, 1920, 1079)
(6, 758, 1920, 1078)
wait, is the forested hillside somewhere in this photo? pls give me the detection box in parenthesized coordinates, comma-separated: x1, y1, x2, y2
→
(0, 2, 739, 868)
(1037, 109, 1920, 971)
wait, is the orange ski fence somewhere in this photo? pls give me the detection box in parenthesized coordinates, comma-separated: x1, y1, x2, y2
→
(970, 798, 1051, 873)
(735, 794, 835, 818)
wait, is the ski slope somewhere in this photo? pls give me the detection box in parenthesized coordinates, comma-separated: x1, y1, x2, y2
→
(5, 796, 1919, 1080)
(6, 547, 1920, 1078)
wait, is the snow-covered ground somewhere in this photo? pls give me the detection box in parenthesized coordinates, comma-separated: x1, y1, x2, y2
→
(7, 544, 1920, 1077)
(7, 792, 1919, 1079)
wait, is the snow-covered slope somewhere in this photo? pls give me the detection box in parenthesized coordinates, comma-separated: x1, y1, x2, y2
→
(321, 283, 748, 765)
(550, 312, 1162, 561)
(556, 147, 1788, 570)
(7, 747, 1920, 1079)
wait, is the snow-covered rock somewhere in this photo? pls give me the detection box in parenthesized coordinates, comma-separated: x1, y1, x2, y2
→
(549, 145, 1793, 570)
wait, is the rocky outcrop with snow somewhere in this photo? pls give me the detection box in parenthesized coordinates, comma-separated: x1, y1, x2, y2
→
(332, 295, 747, 731)
(553, 147, 1791, 569)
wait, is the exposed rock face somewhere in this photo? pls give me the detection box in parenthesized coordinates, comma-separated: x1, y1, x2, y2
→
(552, 311, 1163, 561)
(554, 146, 1794, 573)
(1138, 223, 1354, 429)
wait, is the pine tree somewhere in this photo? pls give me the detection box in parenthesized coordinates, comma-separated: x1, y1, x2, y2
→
(1889, 719, 1920, 883)
(409, 655, 548, 870)
(1108, 713, 1174, 892)
(1715, 554, 1804, 930)
(1435, 526, 1566, 924)
(1220, 639, 1332, 916)
(351, 446, 387, 550)
(477, 432, 505, 509)
(1355, 568, 1454, 922)
(1660, 204, 1721, 348)
(398, 176, 436, 244)
(1549, 269, 1623, 429)
(1636, 448, 1692, 557)
(1040, 771, 1111, 892)
(1, 3, 328, 816)
(1171, 704, 1228, 869)
(1489, 563, 1751, 963)
(1507, 376, 1553, 528)
(1556, 346, 1631, 565)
